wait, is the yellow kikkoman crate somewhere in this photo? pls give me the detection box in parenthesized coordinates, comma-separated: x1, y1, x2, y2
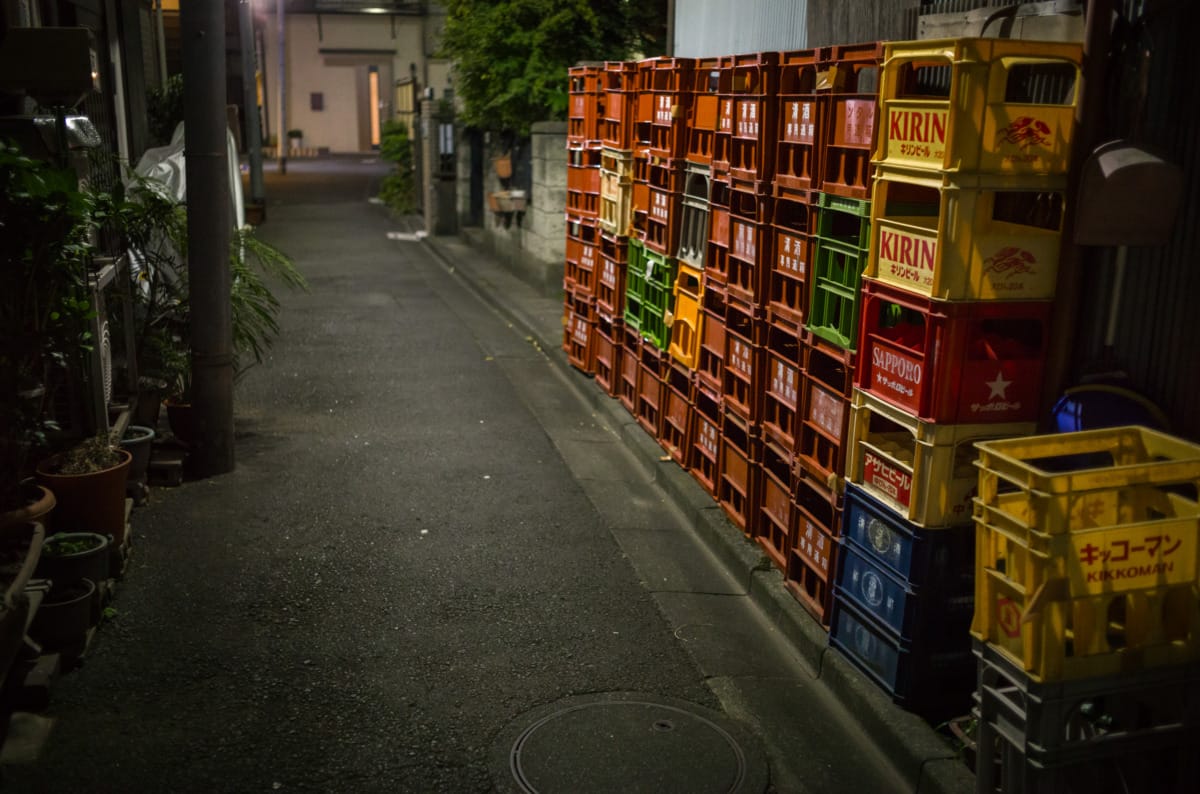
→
(667, 263, 704, 369)
(970, 427, 1200, 681)
(844, 387, 1035, 527)
(599, 147, 634, 236)
(874, 38, 1082, 176)
(866, 168, 1066, 301)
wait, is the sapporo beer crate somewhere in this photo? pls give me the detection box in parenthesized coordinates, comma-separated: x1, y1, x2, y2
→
(568, 64, 603, 147)
(667, 263, 705, 370)
(846, 388, 1035, 527)
(971, 427, 1200, 682)
(856, 278, 1052, 424)
(974, 639, 1200, 794)
(867, 167, 1067, 301)
(774, 48, 823, 200)
(820, 41, 885, 200)
(787, 471, 842, 626)
(875, 38, 1082, 177)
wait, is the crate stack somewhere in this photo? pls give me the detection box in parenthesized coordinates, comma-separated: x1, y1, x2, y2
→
(970, 428, 1200, 793)
(563, 64, 605, 377)
(828, 38, 1083, 718)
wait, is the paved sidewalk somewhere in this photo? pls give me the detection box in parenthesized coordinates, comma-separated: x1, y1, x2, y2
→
(419, 229, 976, 794)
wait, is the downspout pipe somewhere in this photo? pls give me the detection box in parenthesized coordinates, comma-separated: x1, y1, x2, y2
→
(181, 0, 235, 476)
(240, 0, 265, 205)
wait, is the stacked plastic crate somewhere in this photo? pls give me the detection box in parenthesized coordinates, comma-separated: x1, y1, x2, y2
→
(563, 64, 605, 377)
(970, 428, 1200, 792)
(829, 38, 1082, 718)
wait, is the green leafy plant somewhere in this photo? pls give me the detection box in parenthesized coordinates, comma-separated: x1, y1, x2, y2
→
(439, 0, 667, 136)
(229, 225, 308, 380)
(378, 120, 416, 215)
(43, 533, 105, 556)
(147, 74, 185, 146)
(0, 142, 96, 512)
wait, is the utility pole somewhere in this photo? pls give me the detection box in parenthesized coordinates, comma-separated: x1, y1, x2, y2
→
(240, 0, 265, 206)
(277, 0, 287, 174)
(181, 0, 235, 475)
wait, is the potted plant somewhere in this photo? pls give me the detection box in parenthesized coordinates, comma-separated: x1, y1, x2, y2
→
(35, 433, 132, 542)
(35, 530, 110, 590)
(29, 577, 96, 653)
(0, 142, 94, 526)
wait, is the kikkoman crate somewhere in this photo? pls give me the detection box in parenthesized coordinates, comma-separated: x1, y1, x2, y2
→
(971, 427, 1200, 682)
(875, 38, 1082, 176)
(846, 388, 1035, 527)
(856, 278, 1052, 424)
(867, 168, 1066, 301)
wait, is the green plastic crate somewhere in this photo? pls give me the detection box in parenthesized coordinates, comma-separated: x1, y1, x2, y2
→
(641, 303, 671, 351)
(644, 246, 679, 289)
(816, 192, 872, 251)
(805, 237, 867, 351)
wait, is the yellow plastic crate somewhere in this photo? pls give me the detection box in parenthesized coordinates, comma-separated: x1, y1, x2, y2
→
(972, 492, 1200, 682)
(845, 388, 1035, 527)
(875, 38, 1082, 176)
(600, 170, 634, 237)
(974, 426, 1200, 534)
(667, 263, 704, 369)
(866, 168, 1066, 301)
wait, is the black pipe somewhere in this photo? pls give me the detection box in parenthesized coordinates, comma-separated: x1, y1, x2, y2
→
(181, 0, 235, 476)
(239, 0, 265, 205)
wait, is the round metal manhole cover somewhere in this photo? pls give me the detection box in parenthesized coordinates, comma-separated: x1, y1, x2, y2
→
(492, 693, 769, 794)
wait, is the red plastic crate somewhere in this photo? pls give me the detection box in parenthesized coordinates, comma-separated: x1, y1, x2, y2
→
(565, 234, 599, 296)
(757, 438, 796, 571)
(568, 65, 603, 147)
(786, 471, 843, 625)
(618, 324, 641, 414)
(760, 324, 803, 453)
(639, 57, 696, 92)
(659, 362, 693, 465)
(566, 212, 599, 246)
(796, 338, 856, 487)
(766, 198, 815, 332)
(697, 304, 726, 395)
(636, 342, 668, 437)
(706, 184, 732, 286)
(595, 240, 627, 318)
(819, 42, 884, 200)
(686, 58, 721, 166)
(856, 279, 1052, 424)
(775, 48, 823, 199)
(722, 302, 766, 423)
(566, 147, 602, 218)
(643, 187, 683, 256)
(593, 315, 623, 397)
(687, 384, 722, 497)
(726, 190, 774, 306)
(716, 53, 780, 193)
(712, 94, 735, 179)
(600, 61, 638, 150)
(719, 410, 760, 535)
(563, 289, 596, 374)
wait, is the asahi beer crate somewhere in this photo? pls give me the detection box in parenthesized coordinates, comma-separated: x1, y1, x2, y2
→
(845, 388, 1035, 527)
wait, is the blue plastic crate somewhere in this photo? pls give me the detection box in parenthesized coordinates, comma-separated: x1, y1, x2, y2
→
(835, 538, 973, 644)
(829, 595, 975, 720)
(841, 484, 974, 588)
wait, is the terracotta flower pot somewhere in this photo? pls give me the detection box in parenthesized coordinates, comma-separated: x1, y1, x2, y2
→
(0, 483, 56, 531)
(36, 449, 132, 544)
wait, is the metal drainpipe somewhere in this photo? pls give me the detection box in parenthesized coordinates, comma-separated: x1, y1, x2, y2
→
(277, 0, 287, 175)
(1038, 0, 1116, 425)
(181, 0, 235, 476)
(240, 0, 265, 206)
(156, 0, 168, 87)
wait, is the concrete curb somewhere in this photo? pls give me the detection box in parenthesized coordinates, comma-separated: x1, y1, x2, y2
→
(419, 234, 974, 794)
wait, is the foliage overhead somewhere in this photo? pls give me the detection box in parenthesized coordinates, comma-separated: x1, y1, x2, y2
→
(439, 0, 667, 136)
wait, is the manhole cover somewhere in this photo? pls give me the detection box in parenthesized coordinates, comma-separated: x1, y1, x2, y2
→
(492, 693, 768, 794)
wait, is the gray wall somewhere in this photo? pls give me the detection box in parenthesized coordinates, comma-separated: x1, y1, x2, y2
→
(673, 0, 807, 56)
(805, 0, 915, 48)
(459, 122, 567, 298)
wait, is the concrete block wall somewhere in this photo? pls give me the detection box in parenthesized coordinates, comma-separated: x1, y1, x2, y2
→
(460, 122, 567, 298)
